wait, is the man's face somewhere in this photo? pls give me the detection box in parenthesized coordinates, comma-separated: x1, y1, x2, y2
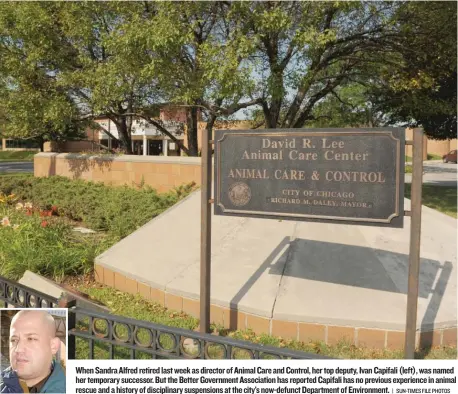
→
(9, 313, 56, 384)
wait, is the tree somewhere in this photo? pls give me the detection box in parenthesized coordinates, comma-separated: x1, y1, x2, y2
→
(0, 6, 87, 151)
(368, 2, 457, 139)
(1, 2, 259, 155)
(0, 2, 165, 154)
(2, 1, 454, 153)
(130, 2, 261, 155)
(228, 2, 400, 129)
(48, 2, 162, 154)
(0, 89, 87, 151)
(307, 83, 386, 128)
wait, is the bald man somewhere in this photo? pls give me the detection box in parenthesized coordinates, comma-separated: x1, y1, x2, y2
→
(0, 310, 66, 393)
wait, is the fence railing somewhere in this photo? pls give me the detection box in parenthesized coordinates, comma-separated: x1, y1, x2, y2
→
(0, 275, 330, 360)
(0, 276, 59, 308)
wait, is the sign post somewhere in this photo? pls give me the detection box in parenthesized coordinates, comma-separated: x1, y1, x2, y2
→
(201, 127, 422, 358)
(200, 127, 212, 334)
(404, 128, 423, 358)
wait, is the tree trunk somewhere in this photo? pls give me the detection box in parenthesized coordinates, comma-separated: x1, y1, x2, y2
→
(206, 113, 217, 144)
(37, 137, 45, 152)
(268, 69, 284, 128)
(116, 118, 133, 154)
(186, 106, 199, 156)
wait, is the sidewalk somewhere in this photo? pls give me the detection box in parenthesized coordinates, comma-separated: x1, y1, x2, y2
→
(95, 190, 457, 347)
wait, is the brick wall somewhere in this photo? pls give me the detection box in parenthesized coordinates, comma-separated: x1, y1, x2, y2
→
(405, 128, 457, 158)
(43, 141, 95, 153)
(427, 138, 458, 156)
(405, 128, 428, 160)
(94, 265, 457, 350)
(160, 107, 189, 123)
(34, 153, 201, 192)
(183, 120, 259, 151)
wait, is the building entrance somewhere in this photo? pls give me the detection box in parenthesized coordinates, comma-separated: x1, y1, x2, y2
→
(149, 140, 163, 155)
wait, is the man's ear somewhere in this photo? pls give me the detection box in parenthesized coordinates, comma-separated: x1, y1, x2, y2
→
(50, 337, 61, 356)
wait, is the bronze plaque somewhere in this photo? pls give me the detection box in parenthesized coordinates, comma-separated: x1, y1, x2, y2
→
(214, 128, 405, 227)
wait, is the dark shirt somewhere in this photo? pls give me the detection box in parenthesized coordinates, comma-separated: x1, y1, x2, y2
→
(28, 373, 50, 393)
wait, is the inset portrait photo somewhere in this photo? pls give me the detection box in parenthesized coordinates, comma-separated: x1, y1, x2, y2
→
(0, 308, 67, 393)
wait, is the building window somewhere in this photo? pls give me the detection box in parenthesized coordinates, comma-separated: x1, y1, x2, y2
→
(5, 139, 40, 149)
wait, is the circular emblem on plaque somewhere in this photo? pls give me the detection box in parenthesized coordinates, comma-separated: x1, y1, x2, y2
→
(228, 182, 251, 207)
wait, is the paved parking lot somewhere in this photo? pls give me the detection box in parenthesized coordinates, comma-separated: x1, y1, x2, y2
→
(405, 161, 457, 186)
(0, 161, 34, 173)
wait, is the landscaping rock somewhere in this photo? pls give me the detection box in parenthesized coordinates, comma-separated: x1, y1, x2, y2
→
(73, 227, 96, 234)
(182, 338, 199, 355)
(18, 271, 110, 317)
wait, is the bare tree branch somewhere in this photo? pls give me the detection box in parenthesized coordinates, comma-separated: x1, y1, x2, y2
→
(204, 98, 263, 116)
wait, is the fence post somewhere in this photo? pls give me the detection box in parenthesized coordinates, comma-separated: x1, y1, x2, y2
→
(58, 293, 77, 360)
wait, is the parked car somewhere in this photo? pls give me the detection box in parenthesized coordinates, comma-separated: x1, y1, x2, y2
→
(442, 150, 457, 163)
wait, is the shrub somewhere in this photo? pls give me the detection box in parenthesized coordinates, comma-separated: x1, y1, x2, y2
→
(0, 175, 195, 238)
(0, 205, 111, 280)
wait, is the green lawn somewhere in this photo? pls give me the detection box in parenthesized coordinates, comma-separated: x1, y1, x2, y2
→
(427, 153, 443, 161)
(0, 150, 37, 162)
(405, 184, 457, 218)
(405, 154, 443, 162)
(0, 172, 31, 177)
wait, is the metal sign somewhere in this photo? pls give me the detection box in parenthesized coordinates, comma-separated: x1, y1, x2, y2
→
(214, 128, 405, 227)
(202, 127, 422, 360)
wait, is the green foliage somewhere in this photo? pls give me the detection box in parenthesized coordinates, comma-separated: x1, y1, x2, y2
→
(308, 84, 384, 128)
(0, 175, 195, 238)
(368, 2, 457, 139)
(0, 174, 194, 281)
(0, 2, 455, 147)
(0, 2, 153, 153)
(427, 154, 442, 161)
(0, 2, 89, 144)
(0, 172, 30, 178)
(237, 2, 401, 128)
(0, 205, 108, 281)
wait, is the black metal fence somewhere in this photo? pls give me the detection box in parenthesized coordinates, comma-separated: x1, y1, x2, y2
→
(0, 275, 330, 360)
(0, 276, 59, 308)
